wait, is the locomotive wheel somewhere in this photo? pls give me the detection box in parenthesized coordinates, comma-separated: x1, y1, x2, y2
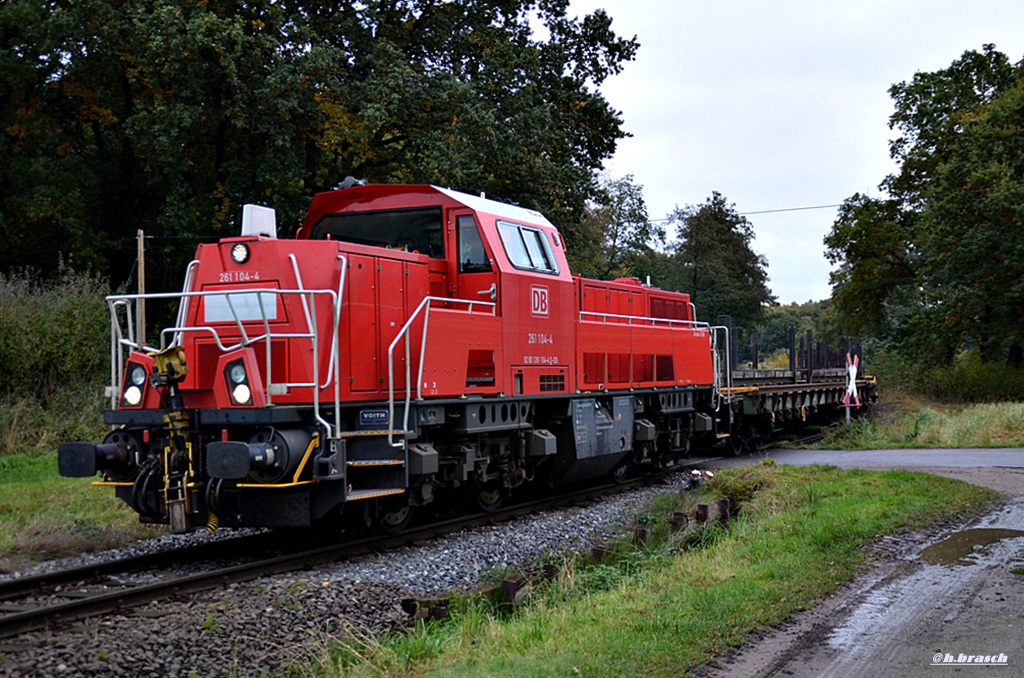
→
(608, 462, 629, 484)
(467, 482, 504, 513)
(309, 501, 368, 536)
(376, 496, 414, 534)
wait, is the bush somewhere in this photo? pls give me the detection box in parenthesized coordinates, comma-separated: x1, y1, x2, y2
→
(0, 266, 109, 402)
(0, 383, 109, 455)
(872, 348, 1024, 403)
(0, 267, 110, 454)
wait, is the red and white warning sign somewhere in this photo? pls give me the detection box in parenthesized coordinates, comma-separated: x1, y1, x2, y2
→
(842, 352, 861, 408)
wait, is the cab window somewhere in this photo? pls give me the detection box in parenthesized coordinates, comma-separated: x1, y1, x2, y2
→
(497, 220, 559, 274)
(457, 215, 492, 273)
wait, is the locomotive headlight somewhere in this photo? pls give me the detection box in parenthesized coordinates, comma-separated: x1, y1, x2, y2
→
(123, 385, 143, 406)
(230, 242, 250, 264)
(128, 363, 148, 387)
(225, 359, 253, 405)
(232, 384, 252, 405)
(118, 356, 153, 409)
(228, 362, 247, 385)
(215, 351, 264, 409)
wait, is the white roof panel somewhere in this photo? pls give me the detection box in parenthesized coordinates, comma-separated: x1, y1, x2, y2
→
(433, 186, 556, 229)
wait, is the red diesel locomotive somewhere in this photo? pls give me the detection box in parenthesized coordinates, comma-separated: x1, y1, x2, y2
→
(59, 182, 728, 534)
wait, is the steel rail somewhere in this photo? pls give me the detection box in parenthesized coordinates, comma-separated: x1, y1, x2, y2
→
(0, 531, 280, 603)
(0, 476, 660, 640)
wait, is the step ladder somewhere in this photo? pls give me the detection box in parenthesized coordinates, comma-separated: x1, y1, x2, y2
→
(715, 417, 732, 443)
(338, 429, 408, 502)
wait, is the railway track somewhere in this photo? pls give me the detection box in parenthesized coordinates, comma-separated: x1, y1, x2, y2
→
(1, 426, 827, 641)
(0, 475, 660, 639)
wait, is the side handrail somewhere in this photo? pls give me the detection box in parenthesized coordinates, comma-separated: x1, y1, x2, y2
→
(318, 254, 348, 390)
(710, 325, 733, 411)
(289, 254, 315, 342)
(578, 310, 710, 330)
(325, 254, 346, 434)
(387, 296, 496, 447)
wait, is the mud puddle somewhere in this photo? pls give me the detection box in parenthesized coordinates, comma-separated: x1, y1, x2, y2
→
(919, 527, 1024, 565)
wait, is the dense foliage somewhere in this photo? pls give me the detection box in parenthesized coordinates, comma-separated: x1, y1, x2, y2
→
(573, 174, 662, 279)
(0, 268, 108, 401)
(0, 0, 637, 292)
(0, 268, 110, 453)
(653, 192, 775, 330)
(826, 45, 1024, 369)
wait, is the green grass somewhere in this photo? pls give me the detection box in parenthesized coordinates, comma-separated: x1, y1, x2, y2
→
(0, 452, 159, 570)
(824, 390, 1024, 449)
(303, 463, 997, 677)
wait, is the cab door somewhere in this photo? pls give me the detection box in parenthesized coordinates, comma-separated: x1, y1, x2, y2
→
(449, 211, 500, 312)
(445, 210, 501, 392)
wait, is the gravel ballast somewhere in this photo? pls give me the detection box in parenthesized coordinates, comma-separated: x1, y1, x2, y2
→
(0, 473, 695, 677)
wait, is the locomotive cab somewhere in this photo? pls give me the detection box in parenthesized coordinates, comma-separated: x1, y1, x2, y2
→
(445, 194, 578, 400)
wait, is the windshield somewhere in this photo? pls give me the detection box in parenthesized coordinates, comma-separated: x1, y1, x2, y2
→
(310, 207, 445, 259)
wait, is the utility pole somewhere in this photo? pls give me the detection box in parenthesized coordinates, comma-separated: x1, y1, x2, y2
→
(137, 229, 146, 346)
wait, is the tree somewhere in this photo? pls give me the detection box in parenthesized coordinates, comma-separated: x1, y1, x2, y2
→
(825, 45, 1024, 366)
(0, 0, 324, 289)
(823, 193, 919, 339)
(0, 0, 638, 293)
(573, 174, 660, 279)
(663, 192, 775, 330)
(884, 44, 1017, 208)
(922, 73, 1024, 365)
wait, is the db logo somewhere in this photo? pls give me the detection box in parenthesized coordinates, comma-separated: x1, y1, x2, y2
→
(531, 286, 550, 317)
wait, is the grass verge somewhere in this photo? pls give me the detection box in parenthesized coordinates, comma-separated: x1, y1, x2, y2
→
(304, 463, 997, 677)
(0, 452, 159, 572)
(824, 390, 1024, 449)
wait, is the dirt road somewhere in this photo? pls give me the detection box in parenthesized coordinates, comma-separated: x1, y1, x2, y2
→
(694, 449, 1024, 678)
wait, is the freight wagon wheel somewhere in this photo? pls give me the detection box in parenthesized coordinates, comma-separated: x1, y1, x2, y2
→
(376, 495, 415, 534)
(728, 422, 761, 456)
(746, 432, 768, 454)
(608, 461, 629, 484)
(726, 432, 745, 457)
(467, 482, 504, 513)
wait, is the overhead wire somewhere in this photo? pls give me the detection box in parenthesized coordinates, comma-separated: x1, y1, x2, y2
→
(646, 201, 847, 224)
(741, 203, 845, 216)
(646, 180, 1024, 224)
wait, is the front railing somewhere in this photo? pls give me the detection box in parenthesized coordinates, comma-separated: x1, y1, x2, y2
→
(106, 254, 348, 437)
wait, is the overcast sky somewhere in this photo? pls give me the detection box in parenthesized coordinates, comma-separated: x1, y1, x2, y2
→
(568, 0, 1024, 304)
